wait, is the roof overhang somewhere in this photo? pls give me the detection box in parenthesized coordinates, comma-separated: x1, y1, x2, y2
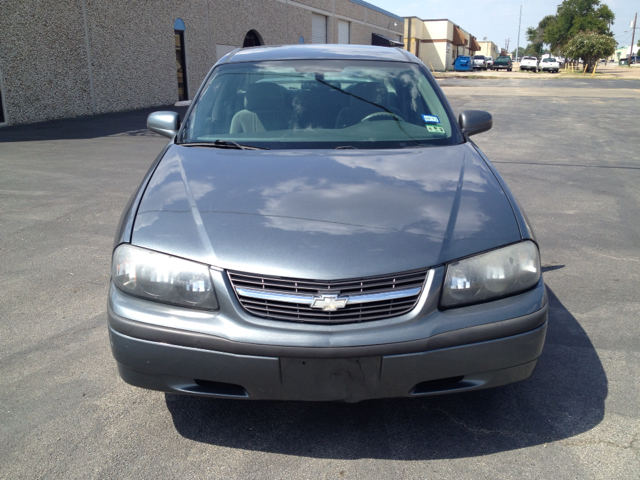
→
(469, 36, 481, 51)
(371, 33, 404, 47)
(452, 26, 467, 46)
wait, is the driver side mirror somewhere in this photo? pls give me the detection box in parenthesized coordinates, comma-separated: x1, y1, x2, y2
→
(458, 110, 492, 137)
(147, 111, 180, 139)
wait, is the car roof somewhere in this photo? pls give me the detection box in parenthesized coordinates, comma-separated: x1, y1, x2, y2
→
(222, 44, 415, 64)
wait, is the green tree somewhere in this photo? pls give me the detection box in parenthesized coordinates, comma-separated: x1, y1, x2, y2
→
(524, 43, 543, 57)
(526, 27, 544, 57)
(511, 46, 526, 58)
(544, 0, 614, 53)
(564, 31, 616, 72)
(526, 15, 558, 56)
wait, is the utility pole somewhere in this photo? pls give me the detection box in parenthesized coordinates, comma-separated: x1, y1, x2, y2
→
(630, 13, 637, 67)
(516, 5, 522, 61)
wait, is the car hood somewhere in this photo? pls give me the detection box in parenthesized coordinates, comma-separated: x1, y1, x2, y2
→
(132, 143, 521, 279)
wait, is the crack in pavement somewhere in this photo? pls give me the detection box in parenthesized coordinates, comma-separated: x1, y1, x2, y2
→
(421, 404, 544, 440)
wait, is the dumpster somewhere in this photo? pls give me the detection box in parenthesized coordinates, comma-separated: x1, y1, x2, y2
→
(454, 56, 473, 72)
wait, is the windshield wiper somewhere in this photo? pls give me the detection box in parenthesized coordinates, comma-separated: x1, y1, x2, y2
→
(334, 145, 358, 149)
(401, 143, 431, 149)
(181, 140, 269, 150)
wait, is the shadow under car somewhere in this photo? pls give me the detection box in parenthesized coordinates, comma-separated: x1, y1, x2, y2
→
(164, 287, 606, 460)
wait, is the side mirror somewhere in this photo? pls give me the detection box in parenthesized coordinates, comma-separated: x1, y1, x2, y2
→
(147, 111, 180, 139)
(459, 110, 492, 137)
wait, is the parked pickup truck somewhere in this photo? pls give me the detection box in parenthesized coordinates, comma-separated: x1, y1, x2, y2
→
(473, 55, 488, 70)
(492, 55, 513, 71)
(520, 56, 539, 72)
(539, 57, 560, 72)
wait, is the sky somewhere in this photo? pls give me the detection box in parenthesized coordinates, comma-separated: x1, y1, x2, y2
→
(369, 0, 638, 52)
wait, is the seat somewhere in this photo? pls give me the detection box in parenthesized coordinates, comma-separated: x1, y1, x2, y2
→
(292, 81, 349, 130)
(230, 83, 293, 133)
(335, 82, 401, 129)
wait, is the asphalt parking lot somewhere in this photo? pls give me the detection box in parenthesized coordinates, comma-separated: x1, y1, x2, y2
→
(1, 77, 639, 479)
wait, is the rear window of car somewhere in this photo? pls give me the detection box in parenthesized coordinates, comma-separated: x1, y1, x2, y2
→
(181, 59, 464, 150)
(496, 56, 510, 60)
(474, 56, 485, 59)
(543, 58, 556, 62)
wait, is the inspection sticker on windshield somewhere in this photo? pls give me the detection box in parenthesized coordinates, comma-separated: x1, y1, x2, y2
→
(422, 115, 440, 124)
(427, 125, 445, 134)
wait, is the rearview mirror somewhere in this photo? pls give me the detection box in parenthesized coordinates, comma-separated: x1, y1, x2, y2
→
(147, 111, 180, 139)
(459, 110, 492, 137)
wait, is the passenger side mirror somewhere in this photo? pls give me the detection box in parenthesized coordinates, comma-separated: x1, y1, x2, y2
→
(147, 111, 180, 139)
(459, 110, 492, 137)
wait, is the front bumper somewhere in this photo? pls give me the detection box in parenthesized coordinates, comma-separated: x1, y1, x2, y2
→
(110, 320, 546, 402)
(108, 267, 548, 402)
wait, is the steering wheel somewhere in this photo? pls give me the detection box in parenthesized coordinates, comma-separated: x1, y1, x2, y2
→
(359, 112, 403, 123)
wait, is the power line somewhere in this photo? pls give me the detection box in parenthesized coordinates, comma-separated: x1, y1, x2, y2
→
(615, 30, 633, 39)
(615, 31, 633, 43)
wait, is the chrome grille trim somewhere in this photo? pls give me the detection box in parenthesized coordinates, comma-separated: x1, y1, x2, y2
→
(235, 286, 422, 305)
(228, 269, 430, 324)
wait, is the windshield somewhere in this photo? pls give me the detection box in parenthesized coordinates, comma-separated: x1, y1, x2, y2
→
(181, 59, 463, 149)
(543, 58, 556, 62)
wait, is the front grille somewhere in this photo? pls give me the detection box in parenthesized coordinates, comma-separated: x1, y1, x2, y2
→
(228, 268, 429, 324)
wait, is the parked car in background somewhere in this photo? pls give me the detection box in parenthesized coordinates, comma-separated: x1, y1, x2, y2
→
(108, 44, 547, 403)
(617, 56, 638, 65)
(473, 55, 488, 70)
(485, 56, 494, 68)
(492, 55, 513, 71)
(539, 57, 560, 73)
(520, 56, 539, 72)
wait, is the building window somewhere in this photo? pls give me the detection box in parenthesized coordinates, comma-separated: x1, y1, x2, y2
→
(338, 20, 350, 44)
(243, 30, 263, 47)
(174, 19, 188, 101)
(312, 13, 327, 44)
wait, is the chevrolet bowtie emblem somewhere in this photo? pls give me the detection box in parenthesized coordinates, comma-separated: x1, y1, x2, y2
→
(311, 294, 348, 311)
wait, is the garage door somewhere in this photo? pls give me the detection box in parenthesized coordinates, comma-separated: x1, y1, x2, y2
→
(338, 20, 349, 44)
(312, 13, 327, 44)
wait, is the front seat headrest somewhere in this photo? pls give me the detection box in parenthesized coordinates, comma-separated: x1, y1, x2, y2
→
(245, 83, 285, 111)
(350, 82, 388, 107)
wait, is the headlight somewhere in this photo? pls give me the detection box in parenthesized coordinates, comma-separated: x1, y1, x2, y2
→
(112, 244, 219, 310)
(441, 241, 540, 309)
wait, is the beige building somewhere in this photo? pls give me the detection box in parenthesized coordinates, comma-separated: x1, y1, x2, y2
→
(404, 18, 480, 71)
(477, 41, 499, 60)
(0, 0, 403, 127)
